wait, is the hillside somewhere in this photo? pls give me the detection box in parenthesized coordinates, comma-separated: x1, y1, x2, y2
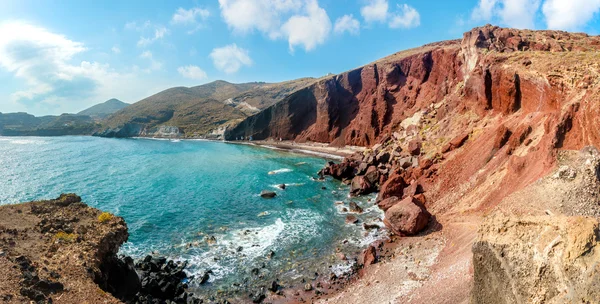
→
(77, 98, 129, 119)
(0, 112, 98, 136)
(226, 25, 600, 303)
(95, 79, 316, 138)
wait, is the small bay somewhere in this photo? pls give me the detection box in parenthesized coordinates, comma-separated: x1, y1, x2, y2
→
(0, 136, 385, 296)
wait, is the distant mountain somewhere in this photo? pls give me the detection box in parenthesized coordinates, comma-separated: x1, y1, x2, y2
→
(78, 98, 129, 119)
(0, 112, 98, 136)
(95, 79, 315, 138)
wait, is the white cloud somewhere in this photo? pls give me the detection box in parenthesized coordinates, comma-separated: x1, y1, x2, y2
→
(388, 4, 420, 29)
(360, 1, 420, 30)
(334, 14, 360, 35)
(137, 26, 168, 47)
(361, 0, 388, 23)
(218, 0, 302, 39)
(0, 21, 169, 115)
(218, 0, 331, 51)
(172, 7, 210, 24)
(172, 7, 211, 34)
(471, 0, 541, 29)
(542, 0, 600, 30)
(177, 65, 208, 80)
(111, 46, 121, 54)
(281, 0, 331, 51)
(210, 44, 252, 74)
(139, 51, 162, 72)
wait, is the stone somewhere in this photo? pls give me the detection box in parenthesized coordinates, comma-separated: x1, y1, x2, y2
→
(336, 253, 347, 260)
(361, 245, 377, 266)
(408, 140, 421, 155)
(403, 182, 423, 198)
(349, 202, 364, 213)
(350, 176, 373, 196)
(377, 196, 400, 211)
(277, 184, 286, 190)
(364, 166, 380, 185)
(384, 197, 431, 235)
(378, 173, 407, 202)
(260, 190, 277, 198)
(304, 283, 313, 291)
(345, 215, 359, 224)
(376, 151, 391, 164)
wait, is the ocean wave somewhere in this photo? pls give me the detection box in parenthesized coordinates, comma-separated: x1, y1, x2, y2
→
(268, 168, 292, 175)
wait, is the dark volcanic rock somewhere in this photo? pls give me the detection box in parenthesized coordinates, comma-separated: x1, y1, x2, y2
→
(260, 190, 277, 198)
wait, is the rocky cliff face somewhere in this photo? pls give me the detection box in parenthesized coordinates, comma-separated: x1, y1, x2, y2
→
(251, 25, 600, 303)
(226, 25, 600, 149)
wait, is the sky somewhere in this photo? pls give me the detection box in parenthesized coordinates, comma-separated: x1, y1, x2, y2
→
(0, 0, 599, 115)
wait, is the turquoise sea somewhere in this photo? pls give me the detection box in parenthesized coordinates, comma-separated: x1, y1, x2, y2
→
(0, 136, 385, 296)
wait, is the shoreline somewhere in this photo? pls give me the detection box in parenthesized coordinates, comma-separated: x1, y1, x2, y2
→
(226, 139, 364, 160)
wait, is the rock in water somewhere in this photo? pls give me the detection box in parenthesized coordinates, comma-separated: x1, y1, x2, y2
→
(345, 215, 359, 224)
(349, 202, 364, 213)
(260, 190, 277, 198)
(384, 197, 430, 235)
(277, 184, 286, 189)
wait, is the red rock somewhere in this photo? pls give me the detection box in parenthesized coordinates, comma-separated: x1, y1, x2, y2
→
(408, 140, 422, 155)
(349, 202, 364, 213)
(419, 157, 434, 170)
(493, 125, 512, 151)
(403, 181, 423, 198)
(377, 196, 400, 211)
(377, 172, 407, 202)
(384, 197, 431, 235)
(345, 215, 359, 224)
(350, 176, 373, 196)
(413, 193, 427, 205)
(364, 166, 380, 185)
(361, 245, 377, 266)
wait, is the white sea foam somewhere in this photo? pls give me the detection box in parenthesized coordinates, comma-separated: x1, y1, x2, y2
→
(268, 168, 292, 175)
(331, 261, 356, 277)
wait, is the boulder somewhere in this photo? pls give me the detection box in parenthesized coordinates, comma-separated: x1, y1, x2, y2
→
(376, 151, 391, 164)
(377, 196, 400, 211)
(364, 166, 380, 185)
(377, 173, 407, 202)
(403, 182, 423, 198)
(361, 245, 377, 266)
(350, 176, 373, 196)
(349, 202, 364, 213)
(277, 184, 286, 190)
(384, 197, 430, 235)
(260, 191, 277, 198)
(345, 215, 359, 224)
(408, 140, 421, 155)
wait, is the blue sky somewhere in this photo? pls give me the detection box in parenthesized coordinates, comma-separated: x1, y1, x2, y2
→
(0, 0, 599, 115)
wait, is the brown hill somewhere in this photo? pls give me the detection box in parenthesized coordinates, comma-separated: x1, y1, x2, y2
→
(96, 79, 315, 138)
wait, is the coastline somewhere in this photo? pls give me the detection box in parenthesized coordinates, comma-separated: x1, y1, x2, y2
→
(226, 139, 364, 160)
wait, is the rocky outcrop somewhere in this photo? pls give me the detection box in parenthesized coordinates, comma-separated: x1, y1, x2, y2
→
(0, 195, 202, 304)
(472, 213, 600, 303)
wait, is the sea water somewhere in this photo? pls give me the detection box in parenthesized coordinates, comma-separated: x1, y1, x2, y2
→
(0, 136, 385, 296)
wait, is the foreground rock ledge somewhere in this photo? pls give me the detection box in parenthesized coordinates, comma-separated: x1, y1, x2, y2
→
(0, 194, 128, 303)
(472, 213, 600, 303)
